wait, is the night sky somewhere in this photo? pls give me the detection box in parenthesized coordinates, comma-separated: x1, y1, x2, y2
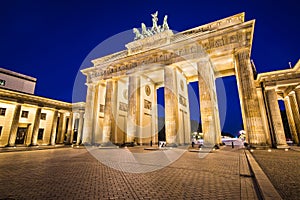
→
(0, 0, 299, 135)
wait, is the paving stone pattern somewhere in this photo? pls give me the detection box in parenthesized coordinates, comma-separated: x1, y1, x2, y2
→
(251, 149, 300, 200)
(0, 147, 247, 200)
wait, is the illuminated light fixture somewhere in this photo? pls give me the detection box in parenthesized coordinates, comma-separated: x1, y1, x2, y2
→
(250, 149, 254, 152)
(268, 149, 272, 152)
(285, 148, 289, 151)
(77, 146, 79, 148)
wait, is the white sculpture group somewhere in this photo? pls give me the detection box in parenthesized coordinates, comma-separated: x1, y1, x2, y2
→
(133, 11, 170, 40)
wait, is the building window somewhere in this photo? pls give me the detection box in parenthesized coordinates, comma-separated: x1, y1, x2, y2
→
(21, 111, 29, 118)
(38, 129, 44, 140)
(0, 108, 6, 116)
(0, 79, 5, 86)
(41, 113, 47, 120)
(0, 126, 2, 136)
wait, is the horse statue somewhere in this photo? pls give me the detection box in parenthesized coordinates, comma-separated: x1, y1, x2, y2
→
(141, 23, 152, 37)
(162, 15, 169, 31)
(133, 28, 143, 40)
(151, 11, 161, 33)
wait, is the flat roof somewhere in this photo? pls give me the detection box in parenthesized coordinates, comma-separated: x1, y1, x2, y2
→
(0, 67, 37, 82)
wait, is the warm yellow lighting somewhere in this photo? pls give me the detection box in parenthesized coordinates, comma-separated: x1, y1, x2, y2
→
(250, 149, 254, 152)
(285, 148, 289, 151)
(268, 149, 272, 152)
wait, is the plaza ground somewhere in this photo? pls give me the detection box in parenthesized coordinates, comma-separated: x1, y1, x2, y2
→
(0, 145, 298, 199)
(252, 147, 300, 200)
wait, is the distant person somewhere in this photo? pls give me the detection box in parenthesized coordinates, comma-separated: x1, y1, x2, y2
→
(192, 138, 195, 148)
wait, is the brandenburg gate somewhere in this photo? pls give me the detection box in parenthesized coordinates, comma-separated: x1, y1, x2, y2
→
(81, 12, 299, 148)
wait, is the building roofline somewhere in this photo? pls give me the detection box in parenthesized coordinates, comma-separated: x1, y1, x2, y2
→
(0, 67, 37, 82)
(256, 59, 300, 81)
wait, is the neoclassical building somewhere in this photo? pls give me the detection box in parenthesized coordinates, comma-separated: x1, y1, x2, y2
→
(256, 61, 300, 147)
(81, 12, 299, 148)
(0, 68, 85, 147)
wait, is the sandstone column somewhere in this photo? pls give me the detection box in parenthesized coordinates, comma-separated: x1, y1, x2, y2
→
(66, 112, 74, 144)
(127, 76, 140, 143)
(256, 87, 272, 145)
(56, 112, 65, 143)
(284, 96, 299, 144)
(234, 49, 267, 146)
(152, 85, 158, 145)
(197, 59, 221, 147)
(50, 110, 59, 145)
(288, 93, 300, 143)
(82, 83, 96, 144)
(102, 80, 114, 143)
(164, 66, 178, 146)
(294, 88, 300, 112)
(76, 110, 84, 145)
(8, 104, 22, 146)
(31, 107, 42, 146)
(265, 89, 288, 148)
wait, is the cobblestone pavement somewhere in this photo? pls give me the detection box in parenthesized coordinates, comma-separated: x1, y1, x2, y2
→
(0, 146, 251, 200)
(251, 148, 300, 200)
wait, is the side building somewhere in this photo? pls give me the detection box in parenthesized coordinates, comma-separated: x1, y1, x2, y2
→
(0, 68, 85, 147)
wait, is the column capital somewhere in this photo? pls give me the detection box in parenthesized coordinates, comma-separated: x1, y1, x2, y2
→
(234, 47, 251, 55)
(294, 86, 300, 92)
(288, 91, 296, 97)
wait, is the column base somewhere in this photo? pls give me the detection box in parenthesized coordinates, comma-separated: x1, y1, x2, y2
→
(166, 143, 177, 147)
(249, 144, 269, 149)
(276, 145, 290, 149)
(100, 141, 115, 147)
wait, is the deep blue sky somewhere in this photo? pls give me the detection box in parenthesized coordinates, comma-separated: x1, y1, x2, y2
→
(0, 0, 299, 135)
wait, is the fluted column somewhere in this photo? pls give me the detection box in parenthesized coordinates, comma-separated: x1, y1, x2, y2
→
(8, 104, 22, 146)
(164, 66, 178, 145)
(82, 83, 96, 144)
(76, 110, 84, 145)
(265, 89, 288, 148)
(31, 107, 42, 146)
(152, 85, 158, 145)
(256, 88, 272, 145)
(284, 97, 299, 144)
(66, 112, 74, 144)
(198, 59, 221, 147)
(56, 113, 65, 143)
(234, 49, 267, 146)
(294, 88, 300, 112)
(289, 93, 300, 144)
(127, 76, 140, 143)
(50, 110, 59, 145)
(102, 80, 114, 143)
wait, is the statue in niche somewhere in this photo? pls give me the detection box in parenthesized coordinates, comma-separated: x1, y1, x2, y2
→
(161, 15, 169, 31)
(133, 28, 143, 40)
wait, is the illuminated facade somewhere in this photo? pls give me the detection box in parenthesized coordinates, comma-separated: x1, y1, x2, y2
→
(81, 12, 299, 148)
(0, 68, 85, 147)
